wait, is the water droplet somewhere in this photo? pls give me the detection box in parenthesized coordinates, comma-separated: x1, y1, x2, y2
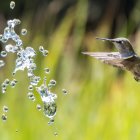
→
(43, 50, 49, 56)
(4, 79, 10, 85)
(49, 79, 56, 86)
(28, 85, 33, 91)
(44, 68, 50, 74)
(48, 118, 54, 125)
(36, 104, 41, 111)
(27, 92, 35, 101)
(0, 60, 5, 68)
(1, 51, 7, 57)
(43, 101, 57, 119)
(62, 89, 68, 95)
(54, 132, 58, 136)
(3, 105, 8, 112)
(1, 114, 7, 122)
(2, 89, 6, 94)
(13, 79, 18, 83)
(10, 81, 16, 88)
(30, 76, 40, 86)
(1, 38, 8, 43)
(21, 29, 27, 35)
(10, 1, 15, 9)
(31, 96, 36, 101)
(5, 44, 16, 53)
(27, 92, 34, 98)
(12, 71, 16, 76)
(39, 46, 44, 52)
(1, 83, 6, 88)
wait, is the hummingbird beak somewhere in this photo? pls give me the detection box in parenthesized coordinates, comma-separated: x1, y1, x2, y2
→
(96, 37, 115, 42)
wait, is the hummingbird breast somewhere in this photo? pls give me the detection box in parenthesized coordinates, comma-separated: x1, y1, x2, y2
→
(121, 56, 140, 80)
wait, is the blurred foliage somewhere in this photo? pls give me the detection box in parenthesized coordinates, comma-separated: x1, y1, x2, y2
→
(0, 0, 140, 140)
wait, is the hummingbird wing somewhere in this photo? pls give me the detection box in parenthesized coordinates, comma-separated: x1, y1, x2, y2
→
(82, 52, 126, 69)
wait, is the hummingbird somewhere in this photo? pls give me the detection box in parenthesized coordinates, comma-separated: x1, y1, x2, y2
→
(83, 37, 140, 81)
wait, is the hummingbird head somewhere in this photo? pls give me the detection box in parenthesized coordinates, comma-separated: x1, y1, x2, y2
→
(96, 37, 136, 59)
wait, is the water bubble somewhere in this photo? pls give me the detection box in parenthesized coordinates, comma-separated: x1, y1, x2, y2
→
(0, 60, 5, 68)
(36, 104, 41, 111)
(13, 19, 21, 25)
(14, 47, 36, 73)
(44, 68, 50, 74)
(62, 89, 68, 95)
(43, 101, 57, 119)
(10, 81, 16, 88)
(1, 83, 6, 89)
(12, 71, 16, 76)
(49, 79, 56, 86)
(1, 114, 7, 122)
(29, 63, 36, 70)
(1, 51, 7, 57)
(27, 92, 35, 101)
(13, 79, 18, 83)
(39, 46, 44, 52)
(10, 1, 15, 9)
(4, 79, 10, 86)
(2, 89, 6, 94)
(1, 38, 8, 43)
(27, 70, 34, 77)
(48, 83, 53, 89)
(54, 132, 58, 136)
(31, 96, 36, 101)
(28, 85, 33, 91)
(27, 92, 34, 98)
(43, 50, 49, 56)
(48, 118, 54, 125)
(3, 105, 8, 112)
(5, 44, 15, 53)
(21, 29, 27, 36)
(30, 76, 40, 86)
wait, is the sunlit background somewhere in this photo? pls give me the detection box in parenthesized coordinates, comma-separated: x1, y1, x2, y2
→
(0, 0, 140, 139)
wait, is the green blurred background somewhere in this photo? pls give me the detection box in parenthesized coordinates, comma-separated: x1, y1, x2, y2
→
(0, 0, 140, 139)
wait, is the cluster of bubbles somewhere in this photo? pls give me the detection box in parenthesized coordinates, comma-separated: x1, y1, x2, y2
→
(1, 78, 18, 93)
(0, 1, 68, 127)
(39, 46, 49, 56)
(36, 78, 57, 123)
(1, 105, 8, 122)
(0, 1, 58, 123)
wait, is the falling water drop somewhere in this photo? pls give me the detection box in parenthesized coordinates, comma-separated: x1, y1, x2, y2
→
(21, 29, 27, 35)
(62, 89, 68, 95)
(43, 101, 57, 119)
(42, 50, 49, 56)
(27, 92, 36, 101)
(3, 105, 8, 112)
(36, 104, 41, 111)
(54, 132, 58, 136)
(10, 80, 16, 88)
(39, 46, 44, 52)
(1, 51, 7, 57)
(1, 114, 7, 122)
(4, 79, 10, 85)
(44, 68, 50, 74)
(10, 1, 15, 9)
(28, 85, 33, 91)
